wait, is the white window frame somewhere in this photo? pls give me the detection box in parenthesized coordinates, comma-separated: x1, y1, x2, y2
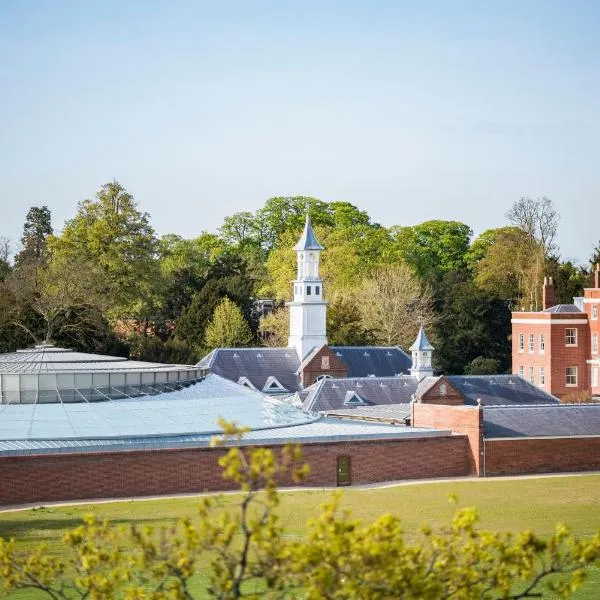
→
(539, 366, 545, 386)
(565, 367, 578, 387)
(529, 366, 535, 384)
(539, 333, 545, 353)
(565, 328, 578, 347)
(592, 367, 598, 388)
(518, 334, 524, 352)
(529, 334, 535, 353)
(592, 305, 598, 320)
(518, 365, 524, 378)
(593, 333, 598, 355)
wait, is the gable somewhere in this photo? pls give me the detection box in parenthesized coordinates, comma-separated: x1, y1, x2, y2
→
(418, 377, 465, 406)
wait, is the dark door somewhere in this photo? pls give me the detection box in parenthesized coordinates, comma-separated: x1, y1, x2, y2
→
(336, 456, 351, 486)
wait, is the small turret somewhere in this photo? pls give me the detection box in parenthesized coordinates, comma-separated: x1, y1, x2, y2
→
(409, 326, 434, 381)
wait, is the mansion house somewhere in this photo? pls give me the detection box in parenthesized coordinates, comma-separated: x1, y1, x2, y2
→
(512, 267, 600, 399)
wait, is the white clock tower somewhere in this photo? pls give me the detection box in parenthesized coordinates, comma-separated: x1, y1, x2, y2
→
(287, 215, 328, 360)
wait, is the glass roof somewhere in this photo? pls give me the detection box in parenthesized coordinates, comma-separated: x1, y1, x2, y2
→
(0, 375, 318, 441)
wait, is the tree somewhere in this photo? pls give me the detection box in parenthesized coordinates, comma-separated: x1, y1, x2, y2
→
(434, 274, 511, 375)
(204, 297, 254, 350)
(327, 294, 376, 346)
(3, 252, 107, 344)
(474, 227, 544, 310)
(174, 254, 257, 354)
(1, 423, 599, 599)
(51, 181, 161, 322)
(506, 196, 559, 259)
(391, 220, 473, 282)
(464, 356, 503, 375)
(0, 236, 11, 281)
(14, 206, 52, 265)
(355, 262, 435, 349)
(259, 306, 289, 347)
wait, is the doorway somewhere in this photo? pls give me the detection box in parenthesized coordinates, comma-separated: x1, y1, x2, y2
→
(336, 455, 351, 486)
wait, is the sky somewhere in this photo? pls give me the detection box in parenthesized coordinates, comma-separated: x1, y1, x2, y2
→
(1, 0, 598, 264)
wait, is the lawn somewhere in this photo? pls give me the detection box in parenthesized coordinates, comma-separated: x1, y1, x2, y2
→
(1, 473, 599, 599)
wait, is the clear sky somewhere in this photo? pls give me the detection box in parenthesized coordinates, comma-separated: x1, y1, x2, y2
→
(1, 1, 598, 263)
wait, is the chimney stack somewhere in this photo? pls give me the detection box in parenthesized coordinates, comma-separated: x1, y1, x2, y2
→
(542, 276, 554, 310)
(595, 264, 599, 289)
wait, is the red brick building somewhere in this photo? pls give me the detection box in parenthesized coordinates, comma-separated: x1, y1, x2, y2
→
(511, 267, 600, 399)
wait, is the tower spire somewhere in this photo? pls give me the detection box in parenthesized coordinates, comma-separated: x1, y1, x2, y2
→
(287, 213, 327, 359)
(409, 326, 434, 381)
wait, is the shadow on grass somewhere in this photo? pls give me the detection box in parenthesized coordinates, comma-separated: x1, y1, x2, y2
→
(0, 516, 178, 542)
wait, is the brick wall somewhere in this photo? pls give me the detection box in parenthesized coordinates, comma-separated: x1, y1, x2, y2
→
(411, 403, 482, 475)
(0, 436, 470, 506)
(300, 345, 348, 387)
(584, 287, 600, 395)
(511, 312, 590, 398)
(484, 437, 600, 476)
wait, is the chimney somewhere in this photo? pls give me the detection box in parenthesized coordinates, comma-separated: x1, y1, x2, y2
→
(542, 276, 554, 310)
(595, 264, 599, 289)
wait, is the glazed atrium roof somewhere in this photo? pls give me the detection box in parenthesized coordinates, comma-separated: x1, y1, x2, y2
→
(0, 343, 206, 404)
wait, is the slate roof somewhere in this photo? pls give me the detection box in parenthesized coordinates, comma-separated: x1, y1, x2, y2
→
(484, 404, 600, 438)
(198, 346, 413, 393)
(409, 327, 434, 351)
(303, 376, 418, 412)
(293, 214, 324, 251)
(330, 346, 412, 377)
(446, 375, 560, 407)
(542, 304, 583, 313)
(198, 348, 302, 393)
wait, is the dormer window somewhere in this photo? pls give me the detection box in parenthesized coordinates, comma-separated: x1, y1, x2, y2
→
(237, 377, 257, 391)
(344, 391, 365, 406)
(262, 376, 288, 393)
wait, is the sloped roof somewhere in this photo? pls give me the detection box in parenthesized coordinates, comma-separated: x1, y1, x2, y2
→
(409, 327, 434, 351)
(323, 403, 412, 423)
(415, 376, 443, 399)
(446, 375, 560, 407)
(293, 214, 324, 251)
(198, 348, 303, 393)
(484, 404, 600, 438)
(198, 345, 412, 392)
(330, 346, 411, 377)
(0, 344, 186, 374)
(542, 304, 583, 313)
(0, 374, 318, 443)
(303, 376, 418, 412)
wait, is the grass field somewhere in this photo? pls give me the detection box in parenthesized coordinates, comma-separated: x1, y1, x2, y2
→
(1, 473, 599, 599)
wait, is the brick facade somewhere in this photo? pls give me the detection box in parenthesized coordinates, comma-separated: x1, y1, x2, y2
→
(484, 437, 600, 476)
(299, 345, 348, 388)
(512, 310, 591, 399)
(418, 379, 464, 406)
(0, 436, 470, 506)
(411, 403, 483, 475)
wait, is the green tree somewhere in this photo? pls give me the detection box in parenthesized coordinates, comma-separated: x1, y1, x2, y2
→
(174, 254, 257, 354)
(327, 294, 375, 346)
(14, 205, 53, 266)
(51, 181, 161, 322)
(391, 220, 473, 282)
(464, 356, 503, 375)
(0, 236, 11, 281)
(204, 297, 254, 350)
(473, 227, 544, 310)
(259, 306, 289, 347)
(434, 274, 511, 375)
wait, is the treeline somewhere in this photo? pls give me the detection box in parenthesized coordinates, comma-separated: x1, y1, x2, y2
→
(0, 182, 597, 374)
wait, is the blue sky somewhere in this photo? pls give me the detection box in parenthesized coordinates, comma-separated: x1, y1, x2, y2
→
(1, 1, 598, 263)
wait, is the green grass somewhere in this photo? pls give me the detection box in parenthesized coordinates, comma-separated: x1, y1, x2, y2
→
(1, 474, 600, 599)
